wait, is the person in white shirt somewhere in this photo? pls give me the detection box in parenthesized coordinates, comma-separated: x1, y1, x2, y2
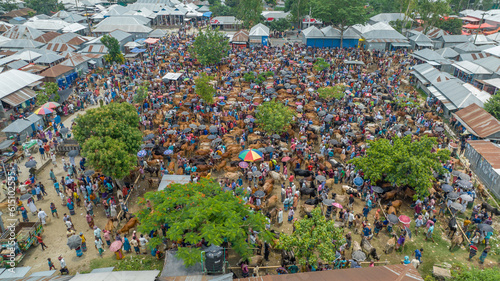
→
(37, 208, 48, 225)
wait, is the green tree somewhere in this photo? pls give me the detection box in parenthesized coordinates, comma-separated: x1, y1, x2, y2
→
(25, 0, 63, 15)
(82, 136, 137, 179)
(36, 82, 60, 106)
(285, 0, 312, 27)
(484, 92, 500, 120)
(236, 0, 263, 28)
(73, 102, 142, 154)
(266, 0, 277, 6)
(243, 72, 257, 83)
(210, 2, 234, 16)
(390, 19, 413, 33)
(133, 83, 149, 104)
(100, 34, 124, 64)
(0, 1, 19, 12)
(313, 58, 330, 72)
(225, 0, 240, 7)
(256, 99, 295, 135)
(277, 208, 345, 266)
(195, 73, 216, 104)
(311, 0, 367, 48)
(136, 179, 272, 267)
(191, 27, 230, 66)
(451, 264, 500, 280)
(434, 18, 463, 35)
(317, 85, 345, 100)
(266, 18, 292, 32)
(350, 135, 450, 199)
(416, 0, 451, 33)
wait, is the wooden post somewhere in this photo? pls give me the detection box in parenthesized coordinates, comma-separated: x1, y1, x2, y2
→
(446, 206, 471, 245)
(116, 174, 141, 227)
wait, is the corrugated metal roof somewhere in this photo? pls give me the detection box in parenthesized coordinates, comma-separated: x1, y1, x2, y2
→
(61, 54, 91, 67)
(453, 103, 500, 138)
(368, 38, 408, 43)
(0, 274, 73, 281)
(43, 43, 79, 53)
(0, 39, 45, 49)
(249, 23, 269, 37)
(3, 25, 44, 40)
(93, 16, 153, 33)
(7, 60, 28, 69)
(19, 64, 49, 74)
(35, 32, 62, 44)
(231, 30, 249, 42)
(50, 32, 88, 45)
(39, 64, 74, 78)
(452, 60, 492, 75)
(438, 35, 469, 43)
(0, 69, 43, 99)
(453, 42, 481, 53)
(234, 264, 423, 281)
(80, 44, 108, 54)
(1, 87, 37, 106)
(467, 140, 500, 169)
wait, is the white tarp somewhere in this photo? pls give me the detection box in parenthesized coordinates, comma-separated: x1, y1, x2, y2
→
(162, 72, 183, 81)
(158, 175, 192, 191)
(70, 270, 160, 281)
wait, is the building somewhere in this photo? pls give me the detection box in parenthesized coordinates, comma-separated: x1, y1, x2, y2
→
(451, 60, 493, 83)
(453, 103, 500, 141)
(434, 35, 469, 48)
(210, 16, 242, 31)
(369, 13, 410, 24)
(230, 30, 249, 48)
(249, 23, 270, 46)
(465, 140, 500, 198)
(0, 69, 43, 116)
(92, 16, 152, 37)
(39, 64, 76, 85)
(409, 33, 434, 49)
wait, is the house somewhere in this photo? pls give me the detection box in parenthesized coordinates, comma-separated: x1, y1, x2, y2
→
(451, 60, 493, 82)
(464, 140, 500, 198)
(230, 30, 249, 48)
(0, 8, 36, 21)
(0, 39, 45, 50)
(149, 29, 167, 38)
(249, 23, 270, 46)
(34, 53, 65, 67)
(472, 56, 500, 78)
(409, 33, 434, 49)
(458, 52, 490, 61)
(2, 25, 44, 41)
(23, 19, 71, 32)
(301, 26, 325, 47)
(1, 114, 43, 141)
(369, 13, 411, 24)
(453, 103, 500, 141)
(475, 78, 500, 94)
(355, 22, 409, 50)
(39, 64, 76, 85)
(210, 16, 242, 31)
(34, 31, 62, 44)
(261, 11, 290, 22)
(453, 42, 481, 54)
(410, 63, 455, 95)
(427, 78, 490, 116)
(92, 16, 152, 37)
(435, 35, 469, 48)
(435, 47, 459, 59)
(60, 53, 94, 73)
(0, 69, 43, 116)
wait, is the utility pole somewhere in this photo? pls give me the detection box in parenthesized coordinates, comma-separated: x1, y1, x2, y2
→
(308, 6, 311, 29)
(474, 12, 488, 44)
(297, 0, 301, 31)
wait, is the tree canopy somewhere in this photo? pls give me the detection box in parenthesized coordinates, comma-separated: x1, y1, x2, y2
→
(191, 27, 230, 66)
(236, 0, 263, 28)
(277, 208, 345, 266)
(101, 35, 124, 64)
(36, 82, 60, 106)
(311, 0, 367, 47)
(350, 135, 450, 199)
(416, 0, 451, 33)
(285, 0, 312, 26)
(74, 103, 141, 178)
(136, 179, 272, 266)
(484, 92, 500, 121)
(435, 18, 463, 34)
(266, 18, 292, 32)
(133, 83, 149, 104)
(256, 99, 295, 135)
(195, 73, 216, 104)
(317, 85, 345, 100)
(25, 0, 63, 16)
(313, 58, 330, 72)
(451, 264, 500, 281)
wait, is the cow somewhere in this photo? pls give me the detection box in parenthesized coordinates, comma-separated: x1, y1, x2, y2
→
(265, 195, 278, 209)
(270, 171, 286, 182)
(239, 256, 264, 267)
(382, 190, 397, 201)
(119, 217, 139, 234)
(384, 235, 396, 254)
(481, 202, 500, 217)
(294, 169, 312, 177)
(300, 187, 317, 199)
(447, 216, 458, 238)
(449, 233, 464, 251)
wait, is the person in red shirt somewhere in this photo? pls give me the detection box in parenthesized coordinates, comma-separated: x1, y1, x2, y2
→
(36, 235, 48, 250)
(288, 174, 294, 187)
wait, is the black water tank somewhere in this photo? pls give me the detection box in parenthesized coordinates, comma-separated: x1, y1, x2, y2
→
(205, 244, 224, 273)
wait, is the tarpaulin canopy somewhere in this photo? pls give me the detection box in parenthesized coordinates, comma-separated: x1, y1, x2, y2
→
(162, 72, 183, 81)
(463, 23, 495, 29)
(130, 48, 146, 53)
(144, 38, 159, 44)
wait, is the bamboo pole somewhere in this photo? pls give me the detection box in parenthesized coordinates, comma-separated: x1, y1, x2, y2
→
(116, 174, 141, 227)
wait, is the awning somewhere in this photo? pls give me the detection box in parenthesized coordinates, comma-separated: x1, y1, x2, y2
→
(130, 48, 147, 53)
(416, 42, 434, 47)
(125, 53, 139, 58)
(162, 72, 182, 81)
(1, 87, 37, 106)
(88, 60, 96, 64)
(391, 42, 411, 47)
(344, 60, 365, 65)
(144, 38, 160, 44)
(461, 16, 480, 22)
(0, 139, 14, 150)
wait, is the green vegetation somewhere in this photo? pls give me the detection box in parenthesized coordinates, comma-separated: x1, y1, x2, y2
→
(313, 58, 330, 72)
(190, 27, 230, 66)
(484, 92, 500, 121)
(101, 35, 125, 64)
(73, 103, 141, 179)
(277, 208, 345, 266)
(256, 99, 296, 134)
(236, 0, 263, 28)
(317, 85, 345, 100)
(25, 0, 63, 15)
(350, 135, 450, 199)
(133, 82, 149, 104)
(195, 73, 216, 104)
(435, 18, 463, 35)
(36, 82, 60, 106)
(85, 255, 163, 273)
(136, 179, 272, 267)
(266, 18, 292, 32)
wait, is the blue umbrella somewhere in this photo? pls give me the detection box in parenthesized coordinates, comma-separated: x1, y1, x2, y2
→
(219, 102, 226, 105)
(163, 149, 173, 155)
(203, 12, 212, 17)
(137, 150, 147, 157)
(353, 177, 364, 187)
(225, 81, 231, 85)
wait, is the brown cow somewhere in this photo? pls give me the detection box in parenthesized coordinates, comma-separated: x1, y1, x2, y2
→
(105, 219, 115, 233)
(263, 182, 274, 195)
(195, 149, 211, 156)
(119, 217, 139, 234)
(387, 206, 397, 215)
(265, 195, 278, 209)
(196, 165, 213, 172)
(449, 233, 464, 251)
(382, 190, 397, 201)
(390, 200, 402, 210)
(403, 187, 416, 200)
